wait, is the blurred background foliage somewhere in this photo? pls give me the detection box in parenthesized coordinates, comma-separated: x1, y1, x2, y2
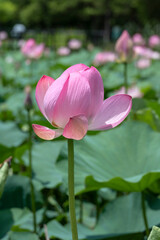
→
(1, 0, 160, 34)
(1, 0, 160, 239)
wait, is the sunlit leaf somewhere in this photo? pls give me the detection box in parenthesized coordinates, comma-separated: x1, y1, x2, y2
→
(148, 226, 160, 240)
(57, 121, 160, 194)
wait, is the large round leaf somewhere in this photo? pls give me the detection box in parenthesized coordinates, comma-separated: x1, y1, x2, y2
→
(45, 193, 160, 239)
(86, 192, 160, 238)
(22, 141, 65, 188)
(8, 232, 39, 240)
(0, 207, 44, 238)
(57, 121, 160, 194)
(0, 175, 43, 209)
(0, 208, 33, 238)
(0, 121, 27, 148)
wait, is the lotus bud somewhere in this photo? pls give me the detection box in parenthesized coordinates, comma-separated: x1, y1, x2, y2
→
(115, 30, 133, 63)
(24, 85, 33, 111)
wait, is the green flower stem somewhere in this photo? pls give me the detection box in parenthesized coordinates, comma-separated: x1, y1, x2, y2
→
(68, 139, 78, 240)
(27, 110, 37, 233)
(141, 192, 149, 237)
(124, 62, 128, 94)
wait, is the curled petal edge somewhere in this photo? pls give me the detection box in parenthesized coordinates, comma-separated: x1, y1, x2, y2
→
(32, 124, 63, 140)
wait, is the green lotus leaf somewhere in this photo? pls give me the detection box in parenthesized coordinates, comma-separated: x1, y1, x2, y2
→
(148, 226, 160, 240)
(0, 121, 27, 148)
(57, 121, 160, 194)
(0, 207, 43, 239)
(0, 175, 43, 209)
(46, 193, 160, 239)
(8, 232, 39, 240)
(22, 141, 64, 188)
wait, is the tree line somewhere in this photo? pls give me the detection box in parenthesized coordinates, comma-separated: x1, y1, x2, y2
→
(0, 0, 160, 33)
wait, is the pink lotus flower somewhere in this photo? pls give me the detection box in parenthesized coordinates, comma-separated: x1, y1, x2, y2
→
(57, 47, 70, 56)
(115, 85, 143, 98)
(132, 33, 145, 46)
(21, 39, 45, 59)
(28, 43, 45, 59)
(134, 46, 160, 59)
(115, 30, 133, 62)
(32, 64, 132, 140)
(21, 39, 36, 55)
(93, 52, 117, 65)
(148, 35, 160, 48)
(135, 58, 151, 69)
(68, 39, 82, 50)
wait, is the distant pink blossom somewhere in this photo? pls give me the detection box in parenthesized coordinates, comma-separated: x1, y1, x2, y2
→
(21, 39, 45, 59)
(28, 43, 45, 59)
(21, 39, 36, 55)
(148, 35, 160, 48)
(134, 46, 160, 59)
(0, 31, 8, 41)
(93, 52, 117, 65)
(132, 33, 145, 46)
(57, 47, 70, 56)
(115, 30, 133, 62)
(32, 64, 132, 140)
(68, 39, 82, 50)
(135, 58, 151, 69)
(133, 46, 146, 56)
(115, 85, 143, 98)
